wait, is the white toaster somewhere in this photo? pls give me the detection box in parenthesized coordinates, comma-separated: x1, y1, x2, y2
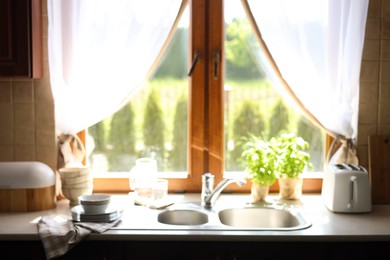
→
(322, 163, 371, 213)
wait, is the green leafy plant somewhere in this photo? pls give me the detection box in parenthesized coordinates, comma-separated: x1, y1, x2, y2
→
(275, 132, 312, 179)
(241, 135, 277, 187)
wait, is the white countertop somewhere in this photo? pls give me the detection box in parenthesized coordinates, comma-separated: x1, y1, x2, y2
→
(1, 194, 390, 242)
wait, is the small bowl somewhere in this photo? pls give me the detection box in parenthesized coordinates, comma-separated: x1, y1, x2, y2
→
(62, 185, 93, 206)
(61, 174, 91, 186)
(79, 194, 111, 213)
(59, 167, 89, 179)
(62, 180, 92, 189)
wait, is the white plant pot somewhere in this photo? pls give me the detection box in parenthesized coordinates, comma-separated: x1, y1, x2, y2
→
(278, 177, 303, 200)
(251, 183, 269, 202)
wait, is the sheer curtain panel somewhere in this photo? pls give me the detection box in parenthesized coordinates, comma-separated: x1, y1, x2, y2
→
(244, 0, 369, 143)
(48, 0, 184, 134)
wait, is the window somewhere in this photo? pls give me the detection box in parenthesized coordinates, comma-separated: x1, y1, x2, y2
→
(88, 0, 325, 193)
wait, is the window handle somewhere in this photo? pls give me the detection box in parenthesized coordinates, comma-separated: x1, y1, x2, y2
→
(213, 51, 220, 80)
(188, 50, 201, 77)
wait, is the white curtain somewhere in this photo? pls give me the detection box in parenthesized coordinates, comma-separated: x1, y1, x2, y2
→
(246, 0, 368, 142)
(48, 0, 184, 134)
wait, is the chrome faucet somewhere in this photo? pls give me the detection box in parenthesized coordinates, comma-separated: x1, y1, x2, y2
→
(201, 173, 246, 208)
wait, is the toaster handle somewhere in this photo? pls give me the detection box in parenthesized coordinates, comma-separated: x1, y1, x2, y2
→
(347, 176, 358, 209)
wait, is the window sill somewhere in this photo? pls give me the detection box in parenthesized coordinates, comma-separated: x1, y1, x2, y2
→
(92, 171, 323, 193)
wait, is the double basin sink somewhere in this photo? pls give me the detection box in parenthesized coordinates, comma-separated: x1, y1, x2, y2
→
(156, 202, 311, 231)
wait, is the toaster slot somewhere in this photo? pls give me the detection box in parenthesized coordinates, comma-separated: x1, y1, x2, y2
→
(347, 164, 360, 171)
(334, 164, 346, 170)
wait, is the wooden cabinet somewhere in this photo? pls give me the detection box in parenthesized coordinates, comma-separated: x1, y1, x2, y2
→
(0, 0, 42, 78)
(227, 242, 328, 260)
(1, 240, 390, 259)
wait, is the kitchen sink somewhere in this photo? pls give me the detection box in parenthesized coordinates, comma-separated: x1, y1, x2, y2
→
(156, 204, 311, 231)
(158, 209, 209, 225)
(218, 207, 311, 230)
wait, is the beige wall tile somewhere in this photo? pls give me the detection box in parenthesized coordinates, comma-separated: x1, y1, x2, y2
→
(0, 146, 14, 161)
(14, 145, 35, 161)
(358, 124, 378, 145)
(0, 81, 12, 103)
(382, 18, 390, 39)
(36, 123, 55, 146)
(378, 123, 390, 133)
(363, 39, 381, 60)
(365, 18, 381, 39)
(14, 127, 35, 145)
(360, 61, 380, 81)
(35, 102, 54, 124)
(380, 61, 390, 81)
(359, 103, 379, 124)
(383, 0, 390, 18)
(0, 104, 14, 145)
(369, 0, 382, 18)
(379, 82, 390, 102)
(360, 82, 379, 104)
(34, 79, 53, 103)
(0, 128, 13, 146)
(35, 145, 57, 170)
(379, 102, 390, 123)
(381, 40, 390, 60)
(14, 103, 34, 126)
(13, 81, 33, 103)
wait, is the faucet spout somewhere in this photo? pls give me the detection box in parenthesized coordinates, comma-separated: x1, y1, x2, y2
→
(201, 173, 246, 208)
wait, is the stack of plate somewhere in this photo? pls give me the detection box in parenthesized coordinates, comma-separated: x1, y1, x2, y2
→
(71, 194, 121, 222)
(71, 205, 122, 222)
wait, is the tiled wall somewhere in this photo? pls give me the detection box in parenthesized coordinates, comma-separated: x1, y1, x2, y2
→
(0, 0, 387, 173)
(0, 0, 56, 170)
(358, 0, 390, 168)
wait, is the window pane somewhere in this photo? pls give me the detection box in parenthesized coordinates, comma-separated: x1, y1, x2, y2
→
(87, 7, 189, 174)
(224, 0, 325, 173)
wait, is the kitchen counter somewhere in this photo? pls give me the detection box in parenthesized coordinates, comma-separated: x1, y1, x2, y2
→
(1, 193, 390, 242)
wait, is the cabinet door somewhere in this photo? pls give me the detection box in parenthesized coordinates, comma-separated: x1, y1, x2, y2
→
(128, 241, 226, 260)
(0, 0, 31, 76)
(227, 242, 328, 260)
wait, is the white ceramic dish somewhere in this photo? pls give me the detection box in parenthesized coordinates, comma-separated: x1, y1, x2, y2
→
(71, 205, 121, 222)
(78, 194, 111, 213)
(79, 194, 111, 204)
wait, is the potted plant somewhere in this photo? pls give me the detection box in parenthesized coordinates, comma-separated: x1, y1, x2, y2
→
(275, 133, 312, 200)
(241, 135, 278, 201)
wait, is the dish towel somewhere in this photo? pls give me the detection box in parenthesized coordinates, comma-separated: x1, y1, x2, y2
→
(38, 215, 121, 259)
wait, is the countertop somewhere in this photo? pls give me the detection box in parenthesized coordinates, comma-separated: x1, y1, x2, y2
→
(1, 194, 390, 242)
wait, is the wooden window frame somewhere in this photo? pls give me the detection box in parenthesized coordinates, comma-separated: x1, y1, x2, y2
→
(88, 0, 325, 194)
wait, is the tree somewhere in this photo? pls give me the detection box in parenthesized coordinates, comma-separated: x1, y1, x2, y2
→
(170, 94, 188, 171)
(107, 102, 136, 171)
(225, 18, 263, 80)
(88, 121, 106, 152)
(142, 88, 165, 169)
(297, 116, 324, 170)
(269, 99, 289, 138)
(228, 100, 266, 171)
(153, 28, 188, 79)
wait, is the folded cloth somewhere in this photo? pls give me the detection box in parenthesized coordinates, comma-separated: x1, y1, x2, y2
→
(38, 215, 120, 259)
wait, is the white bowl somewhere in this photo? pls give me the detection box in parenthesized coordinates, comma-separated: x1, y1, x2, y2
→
(62, 185, 93, 206)
(80, 202, 110, 214)
(59, 167, 89, 179)
(61, 174, 91, 185)
(62, 180, 92, 189)
(79, 194, 111, 204)
(79, 194, 111, 213)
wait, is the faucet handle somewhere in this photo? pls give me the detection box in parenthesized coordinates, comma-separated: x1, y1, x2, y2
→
(201, 173, 214, 205)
